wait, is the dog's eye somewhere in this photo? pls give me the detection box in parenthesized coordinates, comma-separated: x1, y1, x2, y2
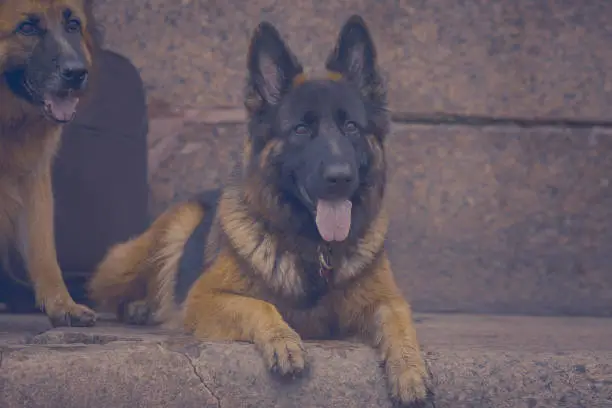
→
(65, 19, 82, 33)
(15, 21, 40, 36)
(344, 121, 358, 133)
(293, 124, 311, 137)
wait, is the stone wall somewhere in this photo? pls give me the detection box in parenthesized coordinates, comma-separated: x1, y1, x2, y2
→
(95, 0, 612, 316)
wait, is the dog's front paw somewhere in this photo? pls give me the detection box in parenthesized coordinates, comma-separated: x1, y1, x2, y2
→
(118, 300, 152, 325)
(386, 356, 435, 408)
(46, 300, 97, 328)
(259, 328, 308, 379)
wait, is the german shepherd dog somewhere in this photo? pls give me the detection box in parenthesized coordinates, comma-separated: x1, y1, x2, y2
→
(88, 15, 434, 407)
(0, 0, 97, 326)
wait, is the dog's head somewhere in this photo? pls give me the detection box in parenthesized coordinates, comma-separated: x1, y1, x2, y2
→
(244, 15, 389, 243)
(0, 0, 96, 124)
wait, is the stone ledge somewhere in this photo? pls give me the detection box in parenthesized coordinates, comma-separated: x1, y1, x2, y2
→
(1, 314, 611, 407)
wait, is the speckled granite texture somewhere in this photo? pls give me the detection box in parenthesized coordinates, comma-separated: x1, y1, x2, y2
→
(93, 0, 612, 120)
(1, 314, 611, 407)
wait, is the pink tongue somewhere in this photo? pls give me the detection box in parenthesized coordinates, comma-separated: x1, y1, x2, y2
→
(315, 200, 352, 242)
(45, 95, 79, 122)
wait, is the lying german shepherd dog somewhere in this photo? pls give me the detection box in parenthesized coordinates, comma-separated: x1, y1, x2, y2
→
(0, 0, 97, 326)
(88, 15, 434, 407)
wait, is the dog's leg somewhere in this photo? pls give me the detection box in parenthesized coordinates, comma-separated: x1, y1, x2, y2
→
(18, 167, 96, 327)
(187, 293, 307, 378)
(372, 297, 435, 407)
(183, 264, 307, 378)
(338, 255, 434, 407)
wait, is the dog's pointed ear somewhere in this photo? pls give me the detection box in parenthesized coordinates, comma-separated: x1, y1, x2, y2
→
(326, 15, 379, 94)
(326, 15, 389, 139)
(247, 21, 303, 108)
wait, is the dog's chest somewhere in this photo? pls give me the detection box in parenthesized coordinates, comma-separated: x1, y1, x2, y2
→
(276, 296, 340, 339)
(0, 125, 61, 177)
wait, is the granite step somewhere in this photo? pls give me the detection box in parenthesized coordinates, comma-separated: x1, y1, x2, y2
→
(1, 313, 611, 407)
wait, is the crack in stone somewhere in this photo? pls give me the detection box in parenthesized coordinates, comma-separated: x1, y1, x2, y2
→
(182, 352, 222, 408)
(159, 345, 222, 408)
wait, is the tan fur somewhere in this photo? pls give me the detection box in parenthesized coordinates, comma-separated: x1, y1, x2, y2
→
(88, 201, 205, 325)
(0, 0, 97, 326)
(90, 188, 430, 403)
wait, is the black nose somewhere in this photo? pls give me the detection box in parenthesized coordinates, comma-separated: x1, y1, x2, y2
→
(59, 61, 88, 89)
(322, 163, 355, 188)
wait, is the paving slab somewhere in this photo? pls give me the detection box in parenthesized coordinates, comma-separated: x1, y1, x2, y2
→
(1, 313, 611, 407)
(147, 119, 612, 317)
(93, 0, 612, 120)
